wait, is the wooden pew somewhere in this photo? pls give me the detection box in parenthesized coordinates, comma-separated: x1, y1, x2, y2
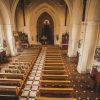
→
(37, 46, 76, 100)
(46, 54, 62, 57)
(19, 52, 35, 54)
(46, 51, 60, 53)
(5, 69, 21, 74)
(45, 60, 63, 63)
(8, 64, 30, 70)
(44, 66, 65, 70)
(45, 59, 63, 61)
(45, 58, 62, 60)
(0, 79, 23, 86)
(11, 62, 31, 66)
(0, 73, 24, 79)
(45, 57, 62, 59)
(39, 87, 74, 95)
(18, 56, 36, 58)
(45, 56, 62, 58)
(8, 66, 30, 75)
(14, 59, 33, 62)
(17, 56, 35, 58)
(46, 52, 61, 54)
(42, 74, 68, 80)
(0, 86, 19, 96)
(42, 70, 66, 75)
(36, 97, 77, 100)
(44, 63, 64, 66)
(46, 54, 61, 55)
(0, 48, 40, 97)
(11, 61, 30, 65)
(4, 68, 27, 74)
(40, 80, 70, 87)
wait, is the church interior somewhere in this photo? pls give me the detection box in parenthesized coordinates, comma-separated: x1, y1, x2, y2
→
(0, 0, 100, 100)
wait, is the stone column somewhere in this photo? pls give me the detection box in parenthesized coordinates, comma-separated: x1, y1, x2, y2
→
(67, 0, 82, 57)
(6, 25, 17, 56)
(0, 25, 3, 46)
(71, 24, 81, 56)
(77, 21, 99, 73)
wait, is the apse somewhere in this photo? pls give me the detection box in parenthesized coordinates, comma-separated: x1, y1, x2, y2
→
(37, 12, 54, 45)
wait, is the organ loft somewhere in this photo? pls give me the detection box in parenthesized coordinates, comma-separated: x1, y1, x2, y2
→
(0, 0, 100, 100)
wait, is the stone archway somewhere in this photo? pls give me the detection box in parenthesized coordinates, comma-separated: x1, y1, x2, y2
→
(0, 0, 16, 56)
(37, 12, 54, 45)
(29, 3, 59, 44)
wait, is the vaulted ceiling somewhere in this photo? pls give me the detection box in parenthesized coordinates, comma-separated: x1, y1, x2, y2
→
(17, 0, 67, 9)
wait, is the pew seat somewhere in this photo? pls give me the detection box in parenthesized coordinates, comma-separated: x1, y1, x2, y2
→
(46, 53, 61, 56)
(36, 97, 77, 100)
(45, 61, 63, 63)
(44, 66, 65, 70)
(39, 87, 74, 94)
(15, 56, 34, 59)
(11, 62, 31, 66)
(42, 74, 68, 80)
(5, 69, 21, 74)
(40, 80, 70, 86)
(14, 59, 32, 62)
(8, 65, 30, 70)
(44, 63, 64, 66)
(42, 70, 66, 75)
(45, 59, 63, 61)
(0, 86, 19, 96)
(0, 73, 24, 79)
(46, 55, 62, 58)
(0, 79, 23, 86)
(46, 51, 60, 53)
(45, 58, 62, 60)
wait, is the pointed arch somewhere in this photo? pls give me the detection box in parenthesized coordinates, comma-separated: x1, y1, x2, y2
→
(29, 3, 60, 44)
(0, 0, 16, 55)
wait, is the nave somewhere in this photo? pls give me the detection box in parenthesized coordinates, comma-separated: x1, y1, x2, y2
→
(0, 45, 100, 100)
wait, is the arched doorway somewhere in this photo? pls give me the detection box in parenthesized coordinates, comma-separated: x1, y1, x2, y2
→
(37, 12, 54, 45)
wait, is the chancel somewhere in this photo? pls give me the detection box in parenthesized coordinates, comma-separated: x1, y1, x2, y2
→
(0, 0, 100, 100)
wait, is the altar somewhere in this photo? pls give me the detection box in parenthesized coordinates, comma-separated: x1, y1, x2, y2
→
(41, 36, 47, 45)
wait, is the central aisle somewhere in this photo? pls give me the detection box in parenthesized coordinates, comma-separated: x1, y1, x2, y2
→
(20, 47, 46, 100)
